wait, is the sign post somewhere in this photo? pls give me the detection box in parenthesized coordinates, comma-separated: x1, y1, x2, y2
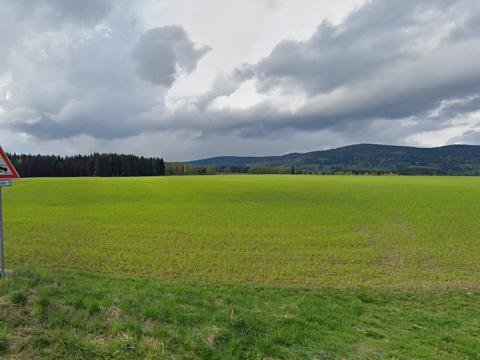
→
(0, 186, 4, 277)
(0, 147, 20, 278)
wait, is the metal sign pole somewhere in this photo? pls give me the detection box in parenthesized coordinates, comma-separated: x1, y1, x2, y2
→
(0, 187, 4, 277)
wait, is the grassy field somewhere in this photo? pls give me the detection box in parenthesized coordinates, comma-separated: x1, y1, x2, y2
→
(4, 175, 480, 286)
(1, 175, 480, 358)
(1, 268, 479, 359)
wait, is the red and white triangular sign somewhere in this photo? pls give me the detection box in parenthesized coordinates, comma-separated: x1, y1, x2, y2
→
(0, 147, 19, 179)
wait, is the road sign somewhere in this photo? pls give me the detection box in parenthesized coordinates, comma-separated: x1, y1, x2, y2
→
(0, 147, 18, 278)
(0, 180, 12, 187)
(0, 147, 19, 179)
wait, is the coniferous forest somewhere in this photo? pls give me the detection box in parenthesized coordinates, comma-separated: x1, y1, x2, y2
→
(8, 153, 166, 177)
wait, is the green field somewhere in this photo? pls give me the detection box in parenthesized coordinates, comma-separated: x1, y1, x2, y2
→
(1, 175, 480, 359)
(4, 175, 480, 286)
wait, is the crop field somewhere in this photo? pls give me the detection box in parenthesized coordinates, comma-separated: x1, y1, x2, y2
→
(1, 175, 480, 359)
(4, 175, 480, 286)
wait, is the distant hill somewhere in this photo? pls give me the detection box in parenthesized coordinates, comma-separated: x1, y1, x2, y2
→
(189, 144, 480, 175)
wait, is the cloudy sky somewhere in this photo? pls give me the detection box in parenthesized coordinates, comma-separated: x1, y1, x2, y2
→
(1, 0, 480, 160)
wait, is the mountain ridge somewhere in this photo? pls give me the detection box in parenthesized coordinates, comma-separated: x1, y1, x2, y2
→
(189, 143, 480, 175)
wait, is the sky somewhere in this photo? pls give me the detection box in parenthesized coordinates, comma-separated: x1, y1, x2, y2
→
(1, 0, 480, 161)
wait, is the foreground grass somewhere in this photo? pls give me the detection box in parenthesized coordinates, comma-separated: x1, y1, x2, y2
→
(0, 268, 479, 359)
(4, 175, 480, 286)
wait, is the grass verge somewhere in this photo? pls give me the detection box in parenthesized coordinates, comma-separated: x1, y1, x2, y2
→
(0, 267, 479, 359)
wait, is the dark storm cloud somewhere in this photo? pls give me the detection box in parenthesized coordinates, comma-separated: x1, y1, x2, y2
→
(253, 0, 447, 94)
(132, 26, 210, 86)
(0, 2, 209, 140)
(246, 0, 480, 126)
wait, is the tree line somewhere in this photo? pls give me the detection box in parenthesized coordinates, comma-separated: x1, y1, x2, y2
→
(165, 163, 294, 175)
(8, 153, 295, 177)
(14, 152, 449, 177)
(8, 153, 165, 177)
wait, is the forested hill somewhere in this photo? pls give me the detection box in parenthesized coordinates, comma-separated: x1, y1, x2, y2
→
(189, 144, 480, 175)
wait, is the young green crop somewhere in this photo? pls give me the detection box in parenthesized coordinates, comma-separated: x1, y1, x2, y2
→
(3, 175, 480, 286)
